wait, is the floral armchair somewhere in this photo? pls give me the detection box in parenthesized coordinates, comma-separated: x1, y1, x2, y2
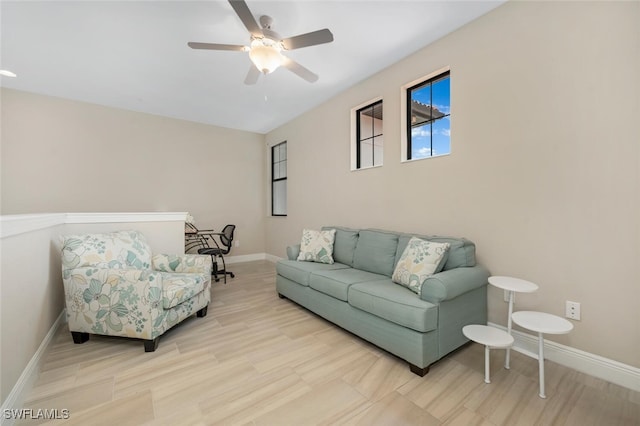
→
(60, 230, 212, 352)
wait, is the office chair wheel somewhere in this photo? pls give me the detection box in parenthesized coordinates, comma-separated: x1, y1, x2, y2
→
(230, 272, 235, 278)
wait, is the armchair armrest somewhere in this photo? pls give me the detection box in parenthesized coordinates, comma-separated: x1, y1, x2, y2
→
(420, 265, 490, 303)
(152, 254, 212, 276)
(62, 267, 163, 339)
(286, 244, 301, 260)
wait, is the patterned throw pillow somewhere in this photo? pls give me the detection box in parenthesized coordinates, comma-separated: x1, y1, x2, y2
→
(392, 237, 450, 295)
(297, 229, 337, 264)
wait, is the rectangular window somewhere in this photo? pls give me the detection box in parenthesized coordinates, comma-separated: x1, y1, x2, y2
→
(271, 141, 287, 216)
(402, 69, 450, 161)
(357, 100, 383, 168)
(351, 97, 383, 170)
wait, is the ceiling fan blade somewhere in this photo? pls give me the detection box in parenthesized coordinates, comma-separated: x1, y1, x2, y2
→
(188, 42, 246, 51)
(244, 64, 261, 85)
(281, 56, 318, 83)
(281, 29, 334, 50)
(228, 0, 262, 37)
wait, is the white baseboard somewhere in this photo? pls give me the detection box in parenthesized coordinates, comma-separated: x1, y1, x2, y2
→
(488, 322, 640, 392)
(265, 253, 283, 263)
(224, 253, 266, 264)
(224, 253, 282, 264)
(1, 311, 65, 426)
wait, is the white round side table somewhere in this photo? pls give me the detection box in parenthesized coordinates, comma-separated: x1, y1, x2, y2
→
(488, 276, 538, 369)
(511, 311, 573, 398)
(462, 324, 514, 384)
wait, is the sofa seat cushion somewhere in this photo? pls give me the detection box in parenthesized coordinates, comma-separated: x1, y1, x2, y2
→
(309, 269, 388, 301)
(276, 260, 350, 287)
(348, 280, 438, 333)
(161, 272, 209, 309)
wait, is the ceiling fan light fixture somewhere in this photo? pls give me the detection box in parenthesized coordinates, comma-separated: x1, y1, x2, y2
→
(249, 38, 283, 74)
(0, 69, 17, 78)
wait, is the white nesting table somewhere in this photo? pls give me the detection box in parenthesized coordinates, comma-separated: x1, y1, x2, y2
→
(462, 324, 514, 384)
(488, 276, 538, 369)
(511, 311, 573, 398)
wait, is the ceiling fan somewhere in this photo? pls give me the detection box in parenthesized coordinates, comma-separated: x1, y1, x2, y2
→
(188, 0, 334, 84)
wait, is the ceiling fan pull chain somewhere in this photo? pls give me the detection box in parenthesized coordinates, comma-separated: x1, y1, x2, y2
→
(263, 73, 269, 102)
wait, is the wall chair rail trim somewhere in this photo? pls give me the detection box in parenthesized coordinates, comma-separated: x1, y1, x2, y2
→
(0, 213, 66, 239)
(0, 212, 188, 239)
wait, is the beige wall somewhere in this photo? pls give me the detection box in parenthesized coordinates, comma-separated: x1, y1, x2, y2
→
(0, 224, 65, 403)
(266, 1, 640, 367)
(1, 89, 266, 256)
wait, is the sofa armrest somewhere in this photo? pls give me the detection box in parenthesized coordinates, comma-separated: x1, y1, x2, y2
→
(420, 265, 490, 303)
(286, 244, 301, 261)
(152, 254, 212, 276)
(62, 267, 164, 338)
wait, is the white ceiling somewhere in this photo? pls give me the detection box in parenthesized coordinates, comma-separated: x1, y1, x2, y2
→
(1, 1, 505, 134)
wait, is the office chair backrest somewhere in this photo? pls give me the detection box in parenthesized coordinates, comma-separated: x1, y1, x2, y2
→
(220, 225, 236, 254)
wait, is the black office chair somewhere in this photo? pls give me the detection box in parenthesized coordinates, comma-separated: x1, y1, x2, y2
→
(196, 224, 236, 284)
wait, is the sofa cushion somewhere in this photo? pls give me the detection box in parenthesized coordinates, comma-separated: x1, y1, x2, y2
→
(309, 268, 387, 301)
(162, 272, 208, 309)
(392, 237, 450, 295)
(276, 260, 350, 287)
(322, 226, 359, 267)
(348, 280, 438, 333)
(352, 230, 399, 277)
(297, 228, 337, 264)
(395, 234, 475, 271)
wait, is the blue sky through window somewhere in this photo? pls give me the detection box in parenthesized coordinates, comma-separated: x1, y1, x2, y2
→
(410, 74, 450, 159)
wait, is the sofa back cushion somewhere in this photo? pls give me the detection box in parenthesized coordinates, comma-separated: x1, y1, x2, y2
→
(322, 226, 359, 266)
(395, 234, 476, 271)
(352, 229, 399, 277)
(61, 230, 152, 271)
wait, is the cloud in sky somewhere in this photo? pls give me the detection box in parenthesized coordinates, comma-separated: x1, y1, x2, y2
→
(412, 128, 431, 138)
(415, 147, 433, 157)
(412, 125, 449, 137)
(434, 104, 450, 115)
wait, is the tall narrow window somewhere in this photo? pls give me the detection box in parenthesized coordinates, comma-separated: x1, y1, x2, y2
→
(271, 141, 287, 216)
(402, 69, 450, 161)
(351, 97, 383, 170)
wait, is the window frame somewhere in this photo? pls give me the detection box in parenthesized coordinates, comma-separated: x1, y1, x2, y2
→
(350, 96, 383, 171)
(271, 141, 287, 217)
(400, 66, 451, 163)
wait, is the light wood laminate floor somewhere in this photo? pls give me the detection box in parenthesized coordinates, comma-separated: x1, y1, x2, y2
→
(19, 261, 640, 425)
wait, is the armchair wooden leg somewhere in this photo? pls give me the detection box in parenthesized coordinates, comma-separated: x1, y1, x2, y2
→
(409, 363, 430, 377)
(71, 332, 89, 344)
(144, 337, 159, 352)
(196, 306, 208, 317)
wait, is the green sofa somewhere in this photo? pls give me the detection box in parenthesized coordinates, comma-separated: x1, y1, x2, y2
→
(276, 226, 489, 376)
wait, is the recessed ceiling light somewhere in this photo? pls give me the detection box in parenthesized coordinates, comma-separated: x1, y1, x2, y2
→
(0, 70, 17, 77)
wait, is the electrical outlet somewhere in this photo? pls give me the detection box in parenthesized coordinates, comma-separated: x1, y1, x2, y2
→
(565, 301, 581, 320)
